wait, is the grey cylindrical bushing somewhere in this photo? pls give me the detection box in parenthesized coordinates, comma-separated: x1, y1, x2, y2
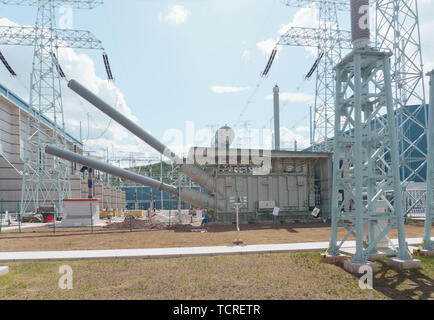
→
(45, 145, 221, 210)
(67, 79, 223, 197)
(68, 80, 179, 163)
(351, 0, 370, 48)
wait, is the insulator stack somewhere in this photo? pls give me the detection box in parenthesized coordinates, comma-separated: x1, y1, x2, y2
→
(50, 52, 66, 78)
(103, 53, 114, 81)
(306, 52, 324, 80)
(262, 46, 278, 77)
(0, 51, 17, 76)
(350, 0, 370, 49)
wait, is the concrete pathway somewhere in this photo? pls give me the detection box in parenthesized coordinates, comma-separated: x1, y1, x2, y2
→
(0, 237, 430, 262)
(0, 222, 55, 232)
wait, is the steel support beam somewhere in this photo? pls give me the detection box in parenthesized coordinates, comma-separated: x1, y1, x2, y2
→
(329, 49, 411, 262)
(424, 70, 434, 250)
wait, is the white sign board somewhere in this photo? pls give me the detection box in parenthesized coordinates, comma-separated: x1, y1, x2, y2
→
(259, 201, 275, 209)
(272, 207, 280, 217)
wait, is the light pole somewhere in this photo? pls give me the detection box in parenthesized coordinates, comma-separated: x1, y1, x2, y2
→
(230, 196, 247, 246)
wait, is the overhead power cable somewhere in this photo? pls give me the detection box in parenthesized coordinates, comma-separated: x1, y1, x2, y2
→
(84, 87, 118, 141)
(0, 50, 17, 77)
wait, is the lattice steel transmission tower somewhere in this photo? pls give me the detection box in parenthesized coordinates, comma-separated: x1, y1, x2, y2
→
(326, 0, 422, 270)
(280, 0, 352, 151)
(328, 49, 412, 263)
(373, 0, 428, 218)
(0, 0, 105, 214)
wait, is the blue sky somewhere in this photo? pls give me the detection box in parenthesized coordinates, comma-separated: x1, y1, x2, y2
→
(1, 0, 433, 161)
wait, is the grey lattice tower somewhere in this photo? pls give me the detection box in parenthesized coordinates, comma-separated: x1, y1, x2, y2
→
(280, 0, 351, 151)
(374, 0, 428, 218)
(0, 0, 105, 214)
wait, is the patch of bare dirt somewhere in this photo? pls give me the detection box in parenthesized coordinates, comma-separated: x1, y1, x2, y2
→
(103, 216, 167, 231)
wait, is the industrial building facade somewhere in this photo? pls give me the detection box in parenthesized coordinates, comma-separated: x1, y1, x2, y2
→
(0, 83, 126, 213)
(186, 147, 332, 223)
(122, 149, 332, 223)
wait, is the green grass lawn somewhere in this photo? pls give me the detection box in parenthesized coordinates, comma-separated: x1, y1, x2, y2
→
(0, 252, 432, 300)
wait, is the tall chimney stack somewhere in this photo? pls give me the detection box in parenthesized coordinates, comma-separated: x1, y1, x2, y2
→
(273, 85, 280, 150)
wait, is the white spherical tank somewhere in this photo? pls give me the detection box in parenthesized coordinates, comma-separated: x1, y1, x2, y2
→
(214, 125, 235, 150)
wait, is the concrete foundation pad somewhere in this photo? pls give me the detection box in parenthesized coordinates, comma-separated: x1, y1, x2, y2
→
(367, 253, 388, 261)
(341, 247, 394, 261)
(322, 254, 351, 265)
(387, 258, 421, 270)
(413, 249, 434, 257)
(0, 266, 9, 276)
(344, 260, 377, 274)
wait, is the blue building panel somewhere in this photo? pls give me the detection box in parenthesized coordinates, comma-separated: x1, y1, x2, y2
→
(121, 186, 206, 211)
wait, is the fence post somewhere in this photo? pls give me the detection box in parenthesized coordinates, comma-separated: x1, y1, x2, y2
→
(53, 206, 56, 234)
(17, 202, 21, 233)
(306, 200, 310, 223)
(0, 199, 3, 233)
(205, 204, 209, 232)
(90, 202, 94, 233)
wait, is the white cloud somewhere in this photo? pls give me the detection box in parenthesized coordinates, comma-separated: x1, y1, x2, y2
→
(278, 7, 318, 35)
(296, 126, 310, 133)
(419, 1, 434, 95)
(256, 37, 280, 58)
(257, 6, 319, 60)
(163, 5, 190, 24)
(0, 17, 155, 158)
(265, 92, 315, 103)
(280, 127, 311, 150)
(241, 49, 252, 63)
(211, 86, 249, 94)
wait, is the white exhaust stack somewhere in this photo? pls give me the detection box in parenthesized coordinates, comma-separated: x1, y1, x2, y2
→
(351, 0, 370, 49)
(273, 85, 280, 150)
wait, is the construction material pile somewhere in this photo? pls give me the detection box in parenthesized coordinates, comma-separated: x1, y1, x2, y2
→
(151, 210, 203, 226)
(103, 216, 166, 231)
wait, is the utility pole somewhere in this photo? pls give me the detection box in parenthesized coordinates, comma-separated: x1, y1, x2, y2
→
(178, 173, 183, 224)
(230, 196, 247, 246)
(160, 154, 164, 210)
